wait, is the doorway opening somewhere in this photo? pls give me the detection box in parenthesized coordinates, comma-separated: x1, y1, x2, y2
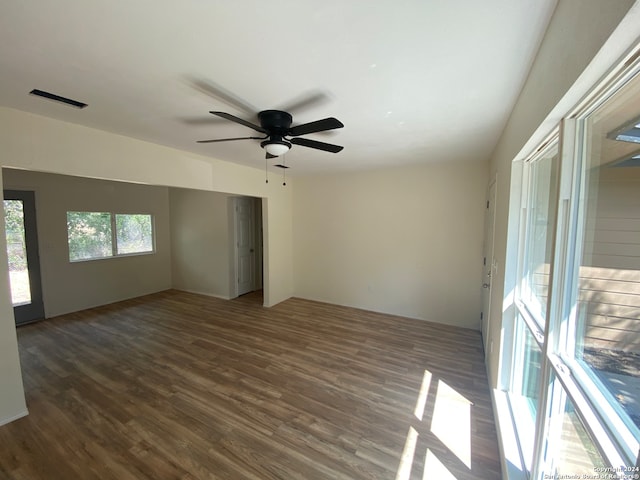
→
(230, 196, 263, 301)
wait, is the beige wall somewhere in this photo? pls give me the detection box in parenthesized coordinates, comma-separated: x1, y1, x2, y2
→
(0, 106, 294, 304)
(263, 192, 293, 307)
(0, 106, 294, 424)
(486, 0, 639, 388)
(169, 188, 232, 299)
(2, 0, 638, 428)
(0, 168, 28, 425)
(293, 160, 488, 329)
(3, 169, 172, 317)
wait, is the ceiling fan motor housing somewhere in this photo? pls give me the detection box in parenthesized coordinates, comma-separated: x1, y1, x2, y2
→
(259, 110, 293, 154)
(199, 108, 343, 155)
(258, 110, 293, 133)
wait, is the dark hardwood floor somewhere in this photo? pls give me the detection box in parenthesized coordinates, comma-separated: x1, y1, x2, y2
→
(0, 290, 501, 479)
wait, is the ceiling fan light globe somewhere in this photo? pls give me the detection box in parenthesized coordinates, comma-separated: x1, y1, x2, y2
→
(262, 141, 291, 157)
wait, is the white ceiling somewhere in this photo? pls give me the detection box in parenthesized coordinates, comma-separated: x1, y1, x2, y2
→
(0, 1, 557, 175)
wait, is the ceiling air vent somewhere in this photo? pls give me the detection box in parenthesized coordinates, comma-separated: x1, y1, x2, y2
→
(29, 89, 88, 109)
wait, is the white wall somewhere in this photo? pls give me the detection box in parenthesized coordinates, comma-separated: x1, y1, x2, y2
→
(293, 160, 488, 329)
(3, 169, 172, 317)
(0, 106, 294, 424)
(169, 188, 232, 299)
(486, 0, 639, 388)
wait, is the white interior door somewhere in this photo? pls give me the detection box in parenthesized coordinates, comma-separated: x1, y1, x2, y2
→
(481, 180, 497, 355)
(235, 197, 255, 296)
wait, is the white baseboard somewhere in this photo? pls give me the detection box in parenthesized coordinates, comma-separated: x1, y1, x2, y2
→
(0, 409, 28, 427)
(176, 288, 230, 301)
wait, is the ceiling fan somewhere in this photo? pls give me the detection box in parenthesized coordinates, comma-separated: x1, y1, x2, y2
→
(197, 110, 344, 158)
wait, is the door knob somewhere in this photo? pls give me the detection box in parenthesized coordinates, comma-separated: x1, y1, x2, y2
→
(483, 283, 490, 289)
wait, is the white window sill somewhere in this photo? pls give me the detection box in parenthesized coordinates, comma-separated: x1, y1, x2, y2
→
(492, 388, 528, 480)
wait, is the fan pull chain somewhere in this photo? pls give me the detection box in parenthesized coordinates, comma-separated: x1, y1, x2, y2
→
(282, 154, 286, 186)
(265, 155, 269, 183)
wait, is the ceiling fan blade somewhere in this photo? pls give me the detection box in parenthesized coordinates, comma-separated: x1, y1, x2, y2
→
(290, 137, 344, 153)
(277, 90, 330, 115)
(210, 111, 267, 134)
(189, 77, 257, 116)
(197, 136, 264, 144)
(288, 117, 344, 136)
(180, 116, 228, 126)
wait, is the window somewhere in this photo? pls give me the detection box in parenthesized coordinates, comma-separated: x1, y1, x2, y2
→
(115, 214, 153, 255)
(509, 138, 559, 474)
(542, 375, 608, 477)
(520, 141, 559, 327)
(561, 65, 640, 457)
(502, 50, 640, 478)
(67, 211, 112, 261)
(67, 211, 154, 261)
(510, 314, 544, 471)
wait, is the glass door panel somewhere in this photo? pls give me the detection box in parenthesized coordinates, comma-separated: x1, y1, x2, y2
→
(4, 199, 32, 305)
(3, 190, 44, 325)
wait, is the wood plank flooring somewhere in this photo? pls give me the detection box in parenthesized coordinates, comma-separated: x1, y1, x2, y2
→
(0, 290, 501, 479)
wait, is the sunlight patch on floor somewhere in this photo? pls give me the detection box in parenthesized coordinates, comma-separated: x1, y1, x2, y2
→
(414, 369, 432, 420)
(431, 380, 472, 468)
(395, 426, 419, 480)
(396, 371, 475, 479)
(423, 449, 458, 480)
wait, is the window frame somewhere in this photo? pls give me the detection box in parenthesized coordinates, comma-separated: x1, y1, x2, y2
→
(517, 140, 560, 330)
(552, 58, 640, 466)
(67, 211, 155, 262)
(114, 213, 155, 257)
(509, 134, 559, 475)
(554, 114, 640, 464)
(503, 49, 640, 478)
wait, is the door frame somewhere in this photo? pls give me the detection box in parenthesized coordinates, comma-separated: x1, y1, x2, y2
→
(3, 190, 45, 325)
(481, 177, 497, 356)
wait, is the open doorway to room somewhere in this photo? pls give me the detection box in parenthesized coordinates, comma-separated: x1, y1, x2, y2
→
(168, 188, 266, 304)
(230, 196, 263, 300)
